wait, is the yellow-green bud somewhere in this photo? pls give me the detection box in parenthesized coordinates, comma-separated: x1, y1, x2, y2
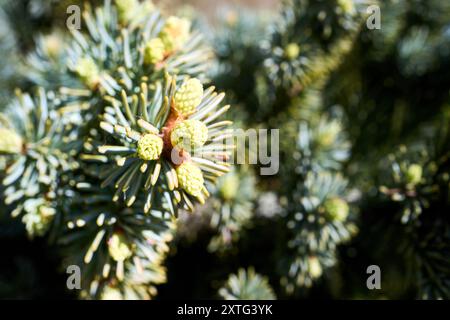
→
(43, 33, 63, 59)
(75, 57, 100, 88)
(219, 173, 239, 201)
(22, 201, 56, 238)
(338, 0, 355, 14)
(176, 162, 204, 197)
(323, 197, 349, 221)
(309, 256, 322, 279)
(144, 37, 165, 65)
(315, 121, 341, 148)
(0, 128, 23, 154)
(137, 133, 163, 160)
(225, 11, 238, 26)
(171, 119, 208, 151)
(174, 78, 204, 116)
(159, 16, 191, 53)
(101, 286, 123, 300)
(108, 233, 133, 262)
(285, 43, 300, 60)
(406, 164, 422, 185)
(115, 0, 138, 23)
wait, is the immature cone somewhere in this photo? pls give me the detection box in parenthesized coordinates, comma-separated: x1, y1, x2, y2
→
(170, 119, 208, 151)
(159, 16, 191, 53)
(323, 197, 349, 222)
(0, 127, 23, 154)
(176, 162, 204, 197)
(174, 78, 204, 116)
(108, 233, 133, 262)
(75, 57, 100, 88)
(137, 134, 163, 160)
(144, 38, 165, 65)
(406, 164, 422, 186)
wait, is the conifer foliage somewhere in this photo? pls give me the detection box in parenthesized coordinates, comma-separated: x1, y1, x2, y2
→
(0, 0, 449, 300)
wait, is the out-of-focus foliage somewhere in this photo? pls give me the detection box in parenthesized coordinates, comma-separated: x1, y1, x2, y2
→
(219, 268, 276, 300)
(0, 6, 19, 107)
